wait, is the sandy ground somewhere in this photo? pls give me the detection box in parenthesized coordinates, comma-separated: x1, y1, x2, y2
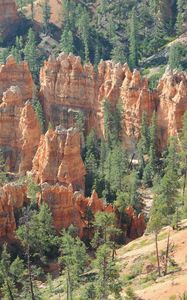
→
(118, 220, 187, 300)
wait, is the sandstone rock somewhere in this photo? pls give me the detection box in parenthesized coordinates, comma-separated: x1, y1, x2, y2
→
(0, 0, 18, 25)
(0, 58, 41, 172)
(0, 56, 33, 100)
(157, 70, 187, 148)
(0, 184, 26, 239)
(40, 53, 187, 152)
(31, 127, 86, 191)
(126, 206, 146, 239)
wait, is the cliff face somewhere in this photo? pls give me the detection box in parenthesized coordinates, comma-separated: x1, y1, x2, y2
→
(40, 54, 126, 134)
(40, 54, 187, 151)
(31, 127, 86, 191)
(0, 56, 41, 173)
(0, 0, 18, 25)
(0, 184, 26, 239)
(157, 70, 187, 148)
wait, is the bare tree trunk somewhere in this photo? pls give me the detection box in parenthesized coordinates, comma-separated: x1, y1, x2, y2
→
(155, 232, 161, 277)
(164, 230, 170, 276)
(5, 278, 14, 300)
(27, 244, 35, 300)
(182, 156, 187, 197)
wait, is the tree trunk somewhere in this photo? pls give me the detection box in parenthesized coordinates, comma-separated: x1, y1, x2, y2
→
(155, 232, 161, 277)
(5, 278, 14, 300)
(164, 230, 170, 276)
(27, 244, 35, 300)
(182, 156, 187, 197)
(67, 269, 72, 300)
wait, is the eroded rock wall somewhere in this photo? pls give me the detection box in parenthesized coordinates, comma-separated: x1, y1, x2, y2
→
(0, 56, 41, 172)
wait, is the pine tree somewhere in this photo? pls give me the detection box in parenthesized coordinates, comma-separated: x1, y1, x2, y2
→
(94, 243, 122, 299)
(148, 196, 167, 276)
(92, 212, 120, 249)
(176, 0, 186, 35)
(77, 7, 90, 62)
(181, 112, 187, 196)
(0, 148, 7, 185)
(109, 144, 128, 193)
(24, 29, 38, 79)
(111, 42, 126, 64)
(0, 244, 24, 300)
(139, 111, 150, 155)
(42, 0, 51, 34)
(143, 111, 158, 186)
(129, 8, 138, 69)
(59, 230, 88, 300)
(32, 97, 45, 133)
(168, 43, 182, 70)
(60, 26, 74, 54)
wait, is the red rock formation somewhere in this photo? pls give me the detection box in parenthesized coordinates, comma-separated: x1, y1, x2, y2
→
(0, 56, 33, 100)
(157, 70, 187, 148)
(0, 56, 41, 172)
(40, 54, 126, 134)
(126, 206, 146, 239)
(40, 53, 187, 151)
(31, 127, 86, 190)
(0, 0, 18, 25)
(0, 184, 26, 239)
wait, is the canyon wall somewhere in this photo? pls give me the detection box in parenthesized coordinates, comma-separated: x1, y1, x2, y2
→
(0, 56, 41, 173)
(0, 0, 18, 25)
(31, 127, 86, 191)
(0, 53, 186, 242)
(40, 53, 187, 151)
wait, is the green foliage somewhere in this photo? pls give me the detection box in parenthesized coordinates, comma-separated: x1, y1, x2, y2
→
(0, 148, 7, 185)
(0, 244, 24, 300)
(129, 8, 138, 69)
(32, 97, 45, 133)
(148, 68, 165, 90)
(176, 0, 186, 35)
(168, 43, 187, 70)
(60, 26, 74, 54)
(24, 28, 38, 80)
(42, 0, 51, 34)
(93, 243, 122, 299)
(59, 230, 88, 299)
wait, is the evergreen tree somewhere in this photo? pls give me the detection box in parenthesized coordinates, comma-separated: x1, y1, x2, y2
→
(24, 29, 38, 80)
(32, 97, 45, 133)
(92, 212, 120, 250)
(109, 144, 128, 193)
(59, 230, 88, 300)
(77, 7, 90, 62)
(129, 8, 138, 69)
(111, 42, 126, 64)
(94, 243, 122, 299)
(148, 196, 167, 276)
(60, 26, 74, 54)
(0, 148, 7, 185)
(157, 138, 180, 217)
(143, 111, 158, 186)
(42, 0, 51, 34)
(168, 43, 183, 70)
(176, 0, 186, 35)
(181, 112, 187, 196)
(139, 111, 150, 155)
(0, 244, 24, 300)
